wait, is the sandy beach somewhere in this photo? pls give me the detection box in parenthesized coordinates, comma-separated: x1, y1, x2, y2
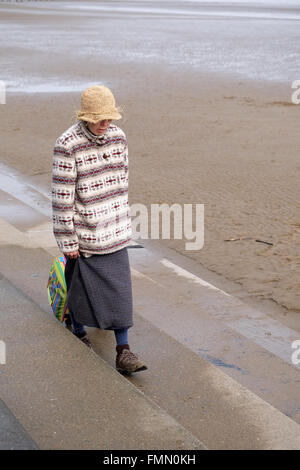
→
(0, 1, 299, 318)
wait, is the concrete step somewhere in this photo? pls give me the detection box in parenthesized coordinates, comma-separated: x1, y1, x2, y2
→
(127, 239, 300, 426)
(0, 399, 38, 450)
(0, 216, 300, 449)
(0, 271, 205, 450)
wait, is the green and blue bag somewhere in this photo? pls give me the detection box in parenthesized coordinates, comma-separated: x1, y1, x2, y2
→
(47, 256, 69, 323)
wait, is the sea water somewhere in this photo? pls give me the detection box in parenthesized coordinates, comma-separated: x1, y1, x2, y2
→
(0, 0, 299, 92)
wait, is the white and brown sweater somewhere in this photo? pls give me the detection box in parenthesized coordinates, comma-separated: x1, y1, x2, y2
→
(52, 120, 132, 255)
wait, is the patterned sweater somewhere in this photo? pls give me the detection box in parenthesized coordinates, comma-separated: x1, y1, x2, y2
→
(52, 120, 132, 255)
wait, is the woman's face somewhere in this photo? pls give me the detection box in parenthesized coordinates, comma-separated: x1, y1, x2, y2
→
(88, 119, 112, 135)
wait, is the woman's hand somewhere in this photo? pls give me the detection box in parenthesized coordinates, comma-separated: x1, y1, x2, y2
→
(64, 250, 81, 259)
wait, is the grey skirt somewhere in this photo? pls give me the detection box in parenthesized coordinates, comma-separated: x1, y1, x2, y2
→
(64, 247, 133, 330)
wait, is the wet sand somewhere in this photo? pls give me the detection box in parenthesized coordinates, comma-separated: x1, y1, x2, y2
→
(0, 2, 299, 316)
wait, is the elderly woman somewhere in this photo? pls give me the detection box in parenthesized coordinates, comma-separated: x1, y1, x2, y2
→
(52, 85, 147, 374)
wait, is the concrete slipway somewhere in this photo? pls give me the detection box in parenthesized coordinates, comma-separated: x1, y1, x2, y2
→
(0, 166, 299, 450)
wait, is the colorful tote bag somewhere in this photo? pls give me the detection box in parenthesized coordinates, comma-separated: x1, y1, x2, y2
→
(47, 256, 69, 323)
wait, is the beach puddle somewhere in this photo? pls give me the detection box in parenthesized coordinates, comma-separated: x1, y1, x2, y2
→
(6, 79, 110, 94)
(0, 163, 50, 231)
(0, 190, 47, 231)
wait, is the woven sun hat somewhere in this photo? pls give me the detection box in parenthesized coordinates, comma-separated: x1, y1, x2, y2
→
(77, 85, 122, 123)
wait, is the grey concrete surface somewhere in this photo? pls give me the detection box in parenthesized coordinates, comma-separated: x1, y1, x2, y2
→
(127, 241, 300, 425)
(0, 273, 205, 450)
(0, 216, 299, 449)
(88, 312, 300, 450)
(0, 399, 38, 450)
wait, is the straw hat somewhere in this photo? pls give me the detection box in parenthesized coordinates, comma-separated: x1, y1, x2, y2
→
(77, 85, 122, 123)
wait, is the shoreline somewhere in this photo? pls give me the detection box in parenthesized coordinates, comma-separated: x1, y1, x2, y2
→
(5, 70, 298, 95)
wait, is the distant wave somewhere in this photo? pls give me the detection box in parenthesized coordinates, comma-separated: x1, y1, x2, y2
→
(63, 1, 300, 21)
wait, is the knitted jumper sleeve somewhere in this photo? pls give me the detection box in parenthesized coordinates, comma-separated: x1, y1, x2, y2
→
(52, 137, 79, 253)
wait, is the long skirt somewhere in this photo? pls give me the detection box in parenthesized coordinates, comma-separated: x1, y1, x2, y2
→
(64, 247, 133, 330)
